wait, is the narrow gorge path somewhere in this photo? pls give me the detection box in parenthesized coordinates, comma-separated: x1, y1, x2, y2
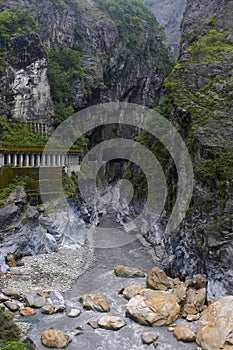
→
(28, 217, 198, 350)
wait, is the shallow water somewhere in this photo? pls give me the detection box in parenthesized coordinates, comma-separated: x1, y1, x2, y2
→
(28, 216, 198, 350)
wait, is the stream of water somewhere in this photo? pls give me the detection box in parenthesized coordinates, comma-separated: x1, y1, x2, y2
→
(26, 215, 198, 350)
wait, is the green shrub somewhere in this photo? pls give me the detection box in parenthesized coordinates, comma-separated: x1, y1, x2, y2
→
(1, 341, 28, 350)
(0, 9, 37, 45)
(0, 115, 47, 146)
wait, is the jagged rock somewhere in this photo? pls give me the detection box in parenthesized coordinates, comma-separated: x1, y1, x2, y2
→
(192, 275, 208, 289)
(87, 321, 99, 329)
(20, 307, 36, 316)
(41, 330, 71, 348)
(41, 304, 56, 315)
(123, 283, 145, 300)
(196, 296, 233, 350)
(126, 289, 180, 326)
(173, 325, 196, 342)
(183, 288, 206, 317)
(186, 314, 200, 321)
(4, 301, 20, 312)
(24, 292, 46, 308)
(0, 293, 9, 302)
(114, 265, 145, 278)
(6, 254, 17, 267)
(97, 315, 126, 330)
(80, 294, 110, 312)
(2, 287, 21, 299)
(0, 204, 19, 230)
(141, 332, 159, 345)
(146, 267, 172, 291)
(67, 309, 81, 318)
(184, 275, 208, 290)
(174, 283, 187, 304)
(0, 225, 58, 273)
(48, 291, 65, 312)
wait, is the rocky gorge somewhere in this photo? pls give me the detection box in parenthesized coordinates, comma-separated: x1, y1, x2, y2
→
(0, 0, 233, 349)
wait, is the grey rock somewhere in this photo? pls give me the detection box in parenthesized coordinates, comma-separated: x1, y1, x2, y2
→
(41, 304, 55, 315)
(24, 292, 46, 308)
(4, 301, 20, 311)
(2, 287, 21, 299)
(67, 308, 81, 318)
(48, 291, 65, 312)
(0, 204, 19, 230)
(141, 332, 159, 345)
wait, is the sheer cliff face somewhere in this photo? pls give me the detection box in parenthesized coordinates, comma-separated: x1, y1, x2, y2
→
(1, 0, 168, 122)
(142, 0, 187, 59)
(166, 0, 233, 296)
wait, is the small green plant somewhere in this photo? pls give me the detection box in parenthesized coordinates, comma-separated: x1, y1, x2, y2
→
(0, 341, 28, 350)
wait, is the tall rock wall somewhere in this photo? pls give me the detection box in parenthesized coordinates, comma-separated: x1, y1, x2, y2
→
(0, 0, 170, 123)
(165, 0, 233, 297)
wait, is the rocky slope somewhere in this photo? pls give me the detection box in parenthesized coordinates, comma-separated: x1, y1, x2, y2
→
(0, 0, 170, 124)
(164, 0, 233, 297)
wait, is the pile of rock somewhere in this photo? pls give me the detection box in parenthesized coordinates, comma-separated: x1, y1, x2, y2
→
(2, 265, 233, 349)
(116, 265, 233, 349)
(0, 287, 81, 348)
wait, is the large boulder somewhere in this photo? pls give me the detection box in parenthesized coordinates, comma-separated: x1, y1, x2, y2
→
(41, 330, 71, 348)
(196, 296, 233, 350)
(146, 267, 172, 291)
(79, 294, 110, 312)
(114, 265, 145, 278)
(126, 289, 180, 326)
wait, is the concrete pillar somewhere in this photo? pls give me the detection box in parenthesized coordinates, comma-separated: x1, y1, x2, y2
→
(61, 154, 65, 166)
(0, 152, 4, 167)
(13, 154, 17, 167)
(25, 154, 29, 167)
(47, 153, 51, 166)
(19, 154, 23, 167)
(57, 154, 61, 166)
(41, 154, 46, 166)
(7, 153, 11, 165)
(52, 153, 56, 166)
(36, 154, 40, 166)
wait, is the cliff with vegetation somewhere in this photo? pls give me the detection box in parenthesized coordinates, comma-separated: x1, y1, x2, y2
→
(164, 0, 233, 297)
(0, 0, 171, 124)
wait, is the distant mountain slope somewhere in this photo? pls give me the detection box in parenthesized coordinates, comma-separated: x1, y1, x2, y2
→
(142, 0, 187, 59)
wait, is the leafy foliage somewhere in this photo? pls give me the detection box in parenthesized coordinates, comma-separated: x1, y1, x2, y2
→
(0, 116, 47, 146)
(47, 48, 85, 121)
(0, 9, 37, 45)
(0, 307, 27, 349)
(93, 0, 173, 73)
